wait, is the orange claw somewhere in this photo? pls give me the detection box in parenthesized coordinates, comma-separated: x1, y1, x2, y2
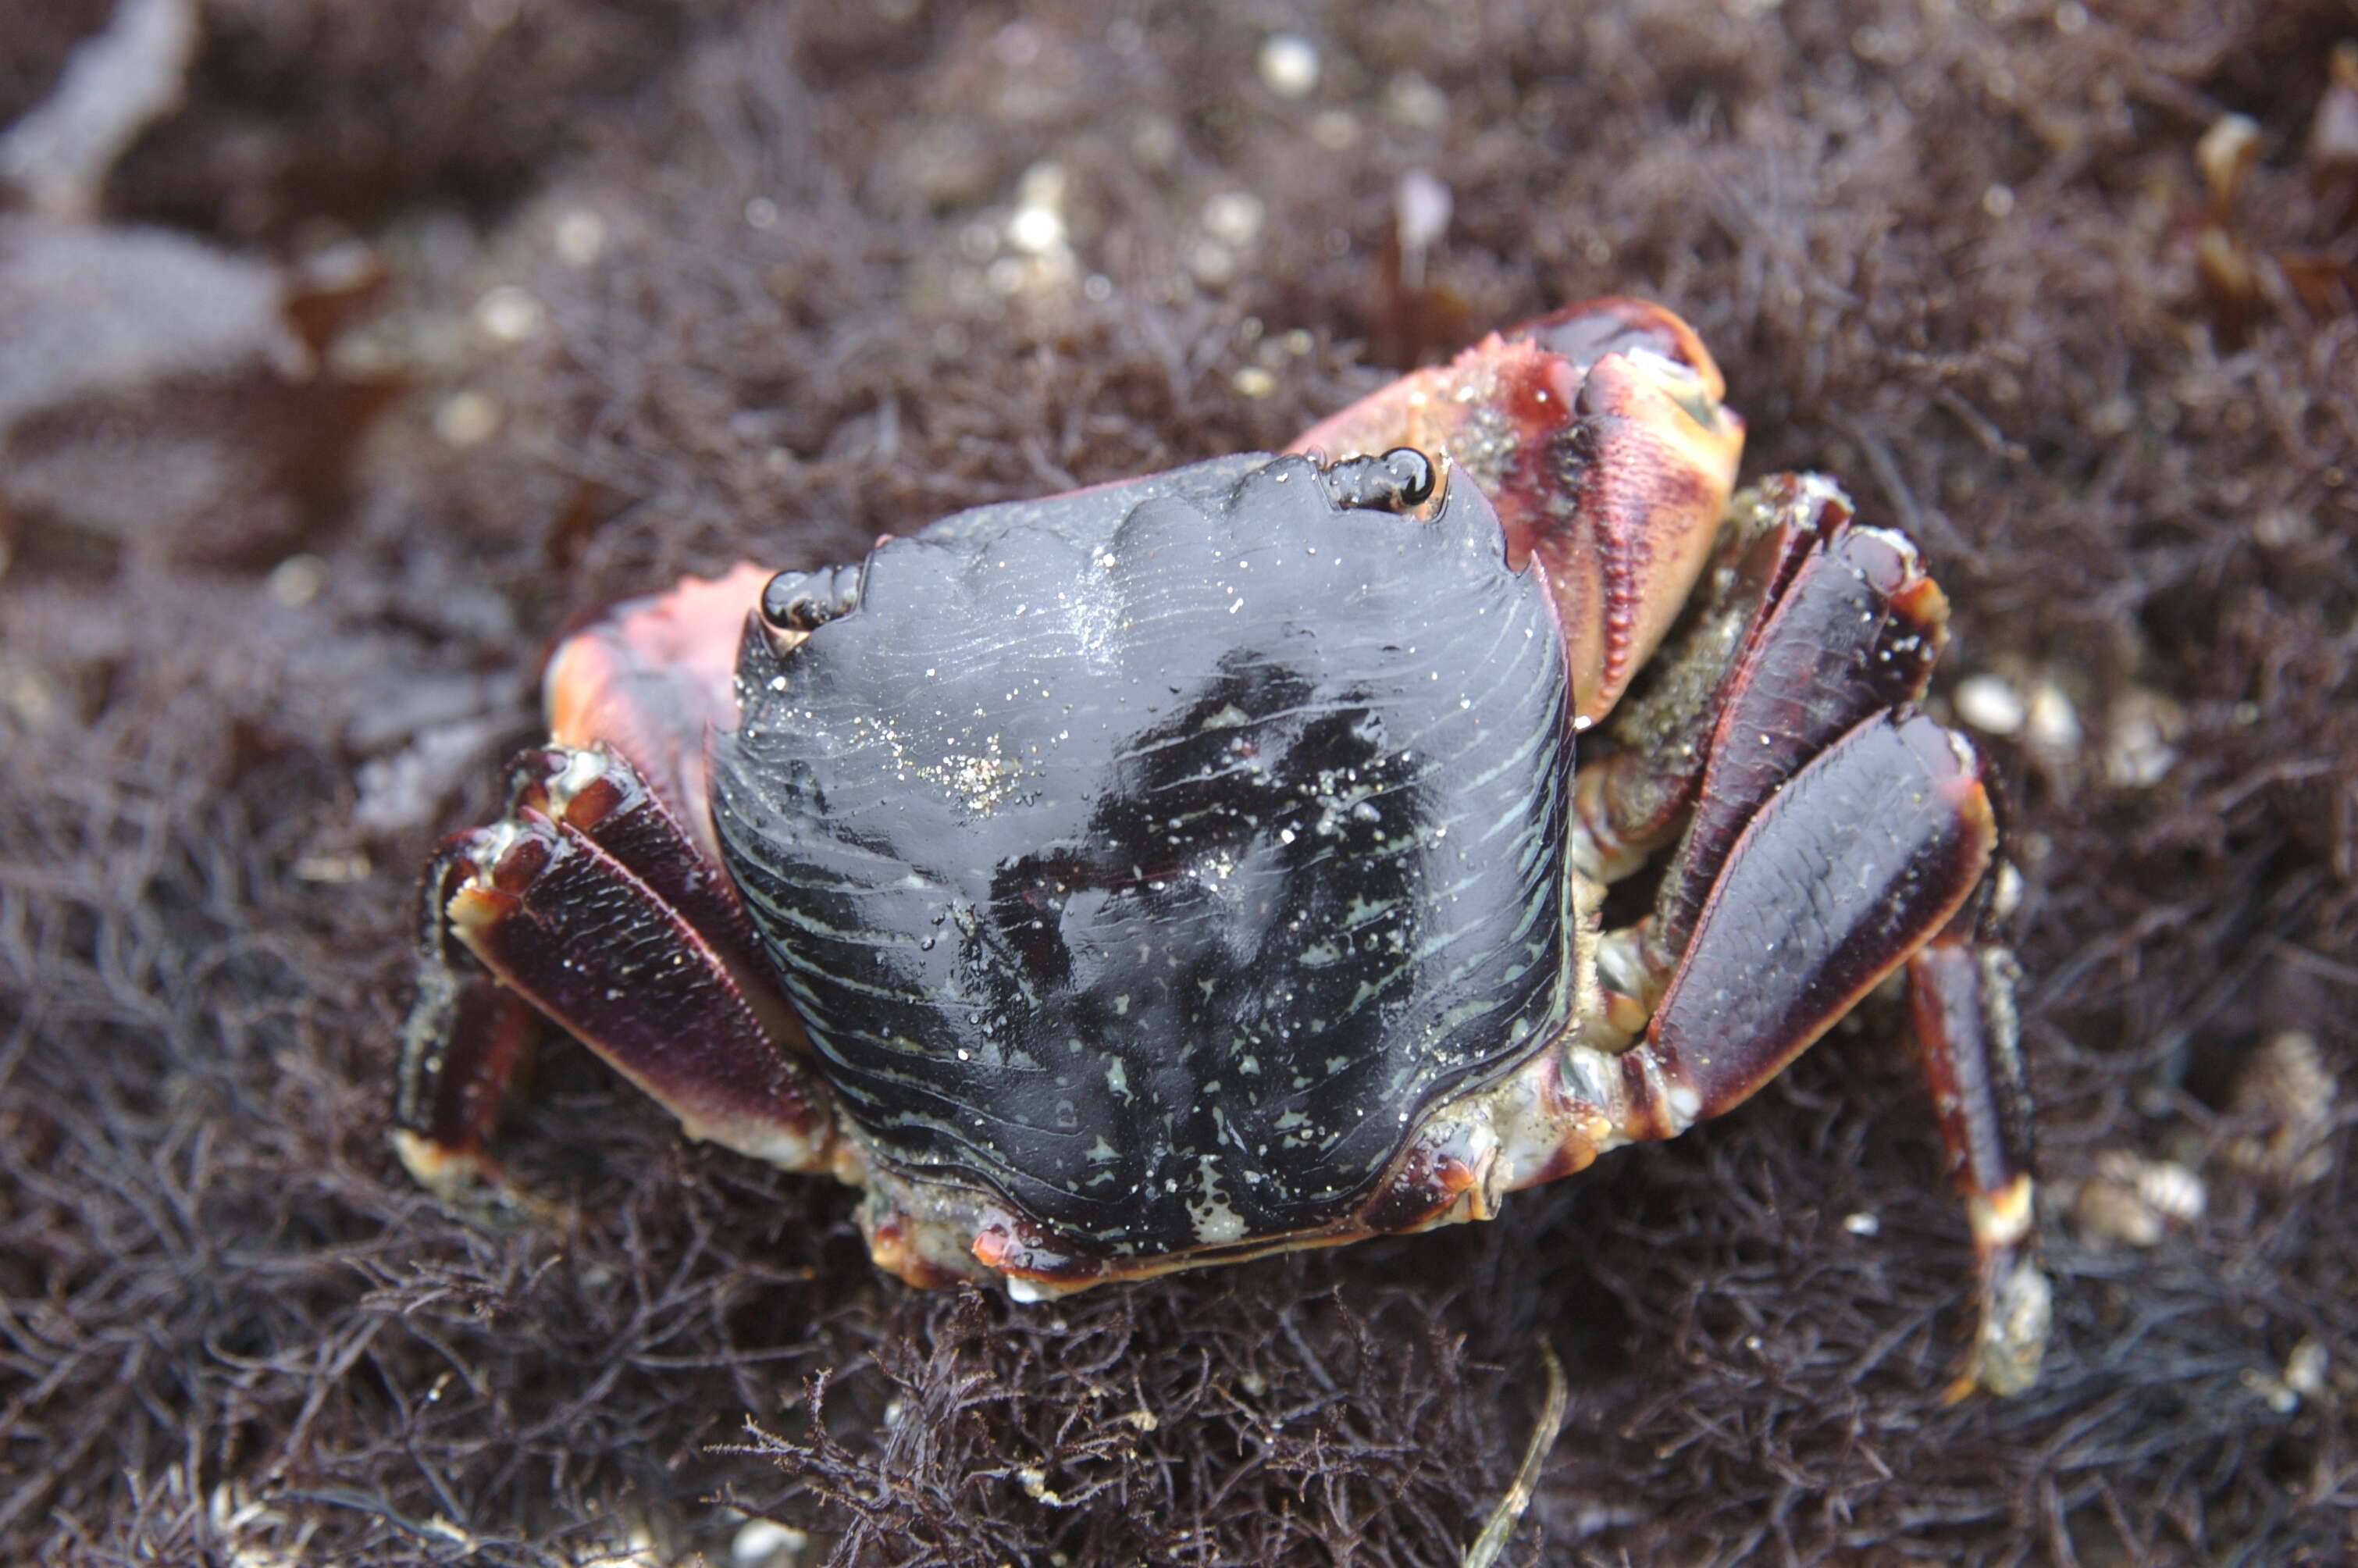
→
(544, 561, 771, 858)
(1287, 298, 1744, 727)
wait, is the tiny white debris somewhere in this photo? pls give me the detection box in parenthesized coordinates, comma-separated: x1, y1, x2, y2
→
(1016, 1466, 1067, 1506)
(1202, 189, 1265, 248)
(2104, 690, 2183, 788)
(554, 208, 607, 266)
(1008, 165, 1069, 256)
(433, 390, 501, 447)
(1385, 71, 1448, 130)
(293, 850, 370, 883)
(1954, 673, 2025, 736)
(2025, 679, 2082, 756)
(473, 283, 544, 344)
(1843, 1211, 1880, 1237)
(1258, 33, 1320, 97)
(1008, 203, 1064, 253)
(268, 553, 326, 608)
(1395, 167, 1451, 255)
(2132, 1158, 2206, 1224)
(2072, 1149, 2205, 1248)
(2284, 1338, 2328, 1399)
(2253, 509, 2313, 548)
(731, 1518, 808, 1568)
(1993, 861, 2025, 921)
(1312, 108, 1359, 149)
(2225, 1030, 2335, 1185)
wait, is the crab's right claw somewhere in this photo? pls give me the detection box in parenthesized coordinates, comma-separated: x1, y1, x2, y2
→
(1544, 326, 1746, 725)
(1288, 298, 1744, 726)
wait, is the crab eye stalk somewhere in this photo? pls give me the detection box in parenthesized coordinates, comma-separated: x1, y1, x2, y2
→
(1316, 446, 1437, 513)
(759, 565, 864, 636)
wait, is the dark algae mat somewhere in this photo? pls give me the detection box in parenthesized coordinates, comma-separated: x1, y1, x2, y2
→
(2, 2, 2353, 1563)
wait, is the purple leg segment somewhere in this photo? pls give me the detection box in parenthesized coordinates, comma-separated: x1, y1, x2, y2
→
(394, 843, 542, 1188)
(1907, 916, 2048, 1396)
(1575, 476, 2050, 1394)
(1648, 518, 1950, 963)
(394, 746, 835, 1199)
(1634, 711, 1996, 1121)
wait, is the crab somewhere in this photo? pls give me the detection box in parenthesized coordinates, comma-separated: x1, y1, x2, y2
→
(396, 298, 2050, 1396)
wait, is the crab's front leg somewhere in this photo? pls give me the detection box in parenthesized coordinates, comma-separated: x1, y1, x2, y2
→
(397, 568, 845, 1205)
(396, 742, 843, 1201)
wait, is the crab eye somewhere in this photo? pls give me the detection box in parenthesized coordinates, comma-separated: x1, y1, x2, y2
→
(760, 565, 862, 633)
(1316, 447, 1437, 513)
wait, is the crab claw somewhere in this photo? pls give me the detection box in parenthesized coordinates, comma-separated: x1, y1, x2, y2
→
(1288, 298, 1744, 726)
(542, 561, 771, 861)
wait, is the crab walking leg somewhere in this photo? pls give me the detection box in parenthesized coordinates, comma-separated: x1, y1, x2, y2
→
(1571, 475, 1858, 883)
(1580, 480, 1953, 1028)
(1616, 713, 1997, 1124)
(1907, 916, 2050, 1398)
(1566, 713, 2048, 1393)
(1644, 512, 1951, 970)
(394, 746, 838, 1196)
(498, 743, 780, 990)
(396, 843, 544, 1193)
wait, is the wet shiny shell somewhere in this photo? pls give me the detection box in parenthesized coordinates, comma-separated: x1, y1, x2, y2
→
(714, 453, 1575, 1256)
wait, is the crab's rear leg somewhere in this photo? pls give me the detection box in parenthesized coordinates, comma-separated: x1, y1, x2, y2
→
(396, 845, 543, 1198)
(1906, 906, 2046, 1399)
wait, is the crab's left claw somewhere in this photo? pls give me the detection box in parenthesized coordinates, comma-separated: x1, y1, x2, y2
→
(1289, 298, 1744, 725)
